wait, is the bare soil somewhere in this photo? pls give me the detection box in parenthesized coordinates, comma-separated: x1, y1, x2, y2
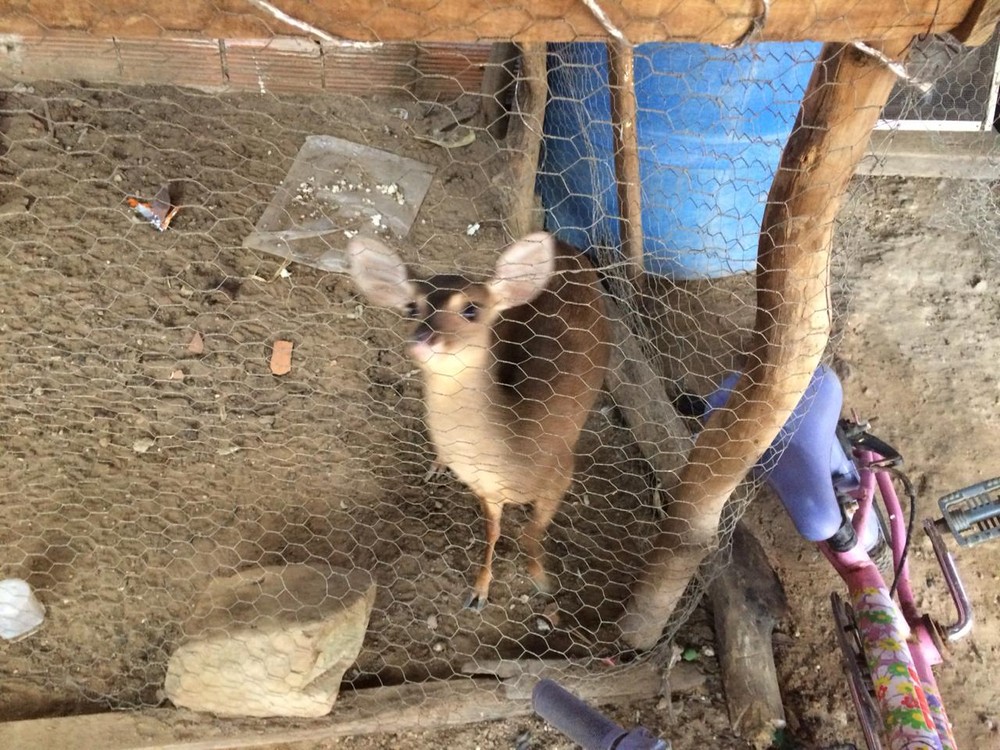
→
(1, 80, 998, 749)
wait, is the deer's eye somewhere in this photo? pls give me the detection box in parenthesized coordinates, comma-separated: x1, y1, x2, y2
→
(404, 301, 419, 319)
(461, 303, 478, 320)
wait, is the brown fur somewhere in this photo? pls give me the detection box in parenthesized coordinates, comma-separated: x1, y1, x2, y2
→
(349, 232, 610, 608)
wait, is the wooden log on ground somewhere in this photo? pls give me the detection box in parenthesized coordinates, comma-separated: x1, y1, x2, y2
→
(618, 38, 913, 650)
(709, 522, 789, 749)
(0, 660, 661, 750)
(459, 656, 664, 700)
(1, 0, 977, 45)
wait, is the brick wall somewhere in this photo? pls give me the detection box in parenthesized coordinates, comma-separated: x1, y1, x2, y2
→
(0, 33, 493, 98)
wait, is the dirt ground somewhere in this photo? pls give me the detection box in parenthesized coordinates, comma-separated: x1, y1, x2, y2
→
(1, 79, 998, 750)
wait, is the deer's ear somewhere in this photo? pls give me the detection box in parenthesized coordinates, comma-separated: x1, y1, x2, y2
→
(488, 232, 556, 311)
(348, 237, 416, 311)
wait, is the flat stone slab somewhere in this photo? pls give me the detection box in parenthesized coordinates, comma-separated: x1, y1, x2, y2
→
(165, 563, 376, 718)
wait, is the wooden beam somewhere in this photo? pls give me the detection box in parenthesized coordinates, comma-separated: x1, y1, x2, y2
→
(0, 0, 976, 44)
(0, 683, 519, 750)
(950, 0, 1000, 45)
(619, 38, 913, 650)
(500, 43, 548, 240)
(607, 42, 645, 288)
(480, 42, 519, 139)
(0, 662, 661, 750)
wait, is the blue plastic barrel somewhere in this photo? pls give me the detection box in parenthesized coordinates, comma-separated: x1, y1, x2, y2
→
(538, 42, 821, 279)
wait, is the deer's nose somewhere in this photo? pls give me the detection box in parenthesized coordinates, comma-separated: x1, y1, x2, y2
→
(411, 324, 434, 346)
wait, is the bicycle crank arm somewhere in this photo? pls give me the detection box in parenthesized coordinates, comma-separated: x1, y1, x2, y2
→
(923, 519, 973, 642)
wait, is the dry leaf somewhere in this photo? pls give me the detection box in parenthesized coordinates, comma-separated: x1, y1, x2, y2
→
(270, 340, 294, 376)
(133, 438, 154, 454)
(188, 331, 205, 354)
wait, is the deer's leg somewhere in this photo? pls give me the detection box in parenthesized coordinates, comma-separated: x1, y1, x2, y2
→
(522, 493, 561, 595)
(465, 497, 503, 611)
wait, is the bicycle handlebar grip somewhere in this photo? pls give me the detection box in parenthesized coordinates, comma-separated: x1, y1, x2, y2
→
(531, 678, 670, 750)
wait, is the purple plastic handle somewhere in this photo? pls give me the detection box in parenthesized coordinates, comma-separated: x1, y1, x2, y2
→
(702, 365, 860, 542)
(532, 679, 670, 750)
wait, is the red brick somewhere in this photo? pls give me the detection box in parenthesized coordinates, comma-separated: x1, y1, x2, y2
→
(322, 42, 418, 95)
(4, 34, 120, 82)
(414, 42, 491, 99)
(118, 38, 224, 88)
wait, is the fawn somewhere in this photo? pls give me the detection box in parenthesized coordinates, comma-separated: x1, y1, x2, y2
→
(349, 232, 610, 609)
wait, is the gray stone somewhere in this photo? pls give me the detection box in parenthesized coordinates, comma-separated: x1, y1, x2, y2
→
(164, 563, 375, 718)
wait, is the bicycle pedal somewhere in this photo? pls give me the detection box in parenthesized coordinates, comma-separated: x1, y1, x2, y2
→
(938, 476, 1000, 547)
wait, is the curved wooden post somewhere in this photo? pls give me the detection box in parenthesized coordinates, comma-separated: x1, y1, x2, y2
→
(619, 38, 912, 650)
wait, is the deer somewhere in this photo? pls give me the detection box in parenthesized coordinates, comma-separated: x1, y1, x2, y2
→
(348, 232, 610, 610)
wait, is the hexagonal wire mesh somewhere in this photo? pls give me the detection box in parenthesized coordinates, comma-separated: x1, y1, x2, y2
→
(0, 6, 998, 744)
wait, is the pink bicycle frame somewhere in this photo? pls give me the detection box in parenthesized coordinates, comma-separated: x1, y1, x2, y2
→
(820, 450, 956, 750)
(699, 364, 974, 749)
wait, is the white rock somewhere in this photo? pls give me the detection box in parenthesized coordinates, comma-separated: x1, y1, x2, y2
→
(132, 437, 155, 454)
(0, 579, 45, 640)
(164, 563, 375, 718)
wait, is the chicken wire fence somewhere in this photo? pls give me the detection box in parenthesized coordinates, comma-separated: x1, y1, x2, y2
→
(0, 17, 998, 727)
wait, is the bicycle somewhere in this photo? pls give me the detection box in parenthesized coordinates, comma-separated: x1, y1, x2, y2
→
(692, 362, 1000, 749)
